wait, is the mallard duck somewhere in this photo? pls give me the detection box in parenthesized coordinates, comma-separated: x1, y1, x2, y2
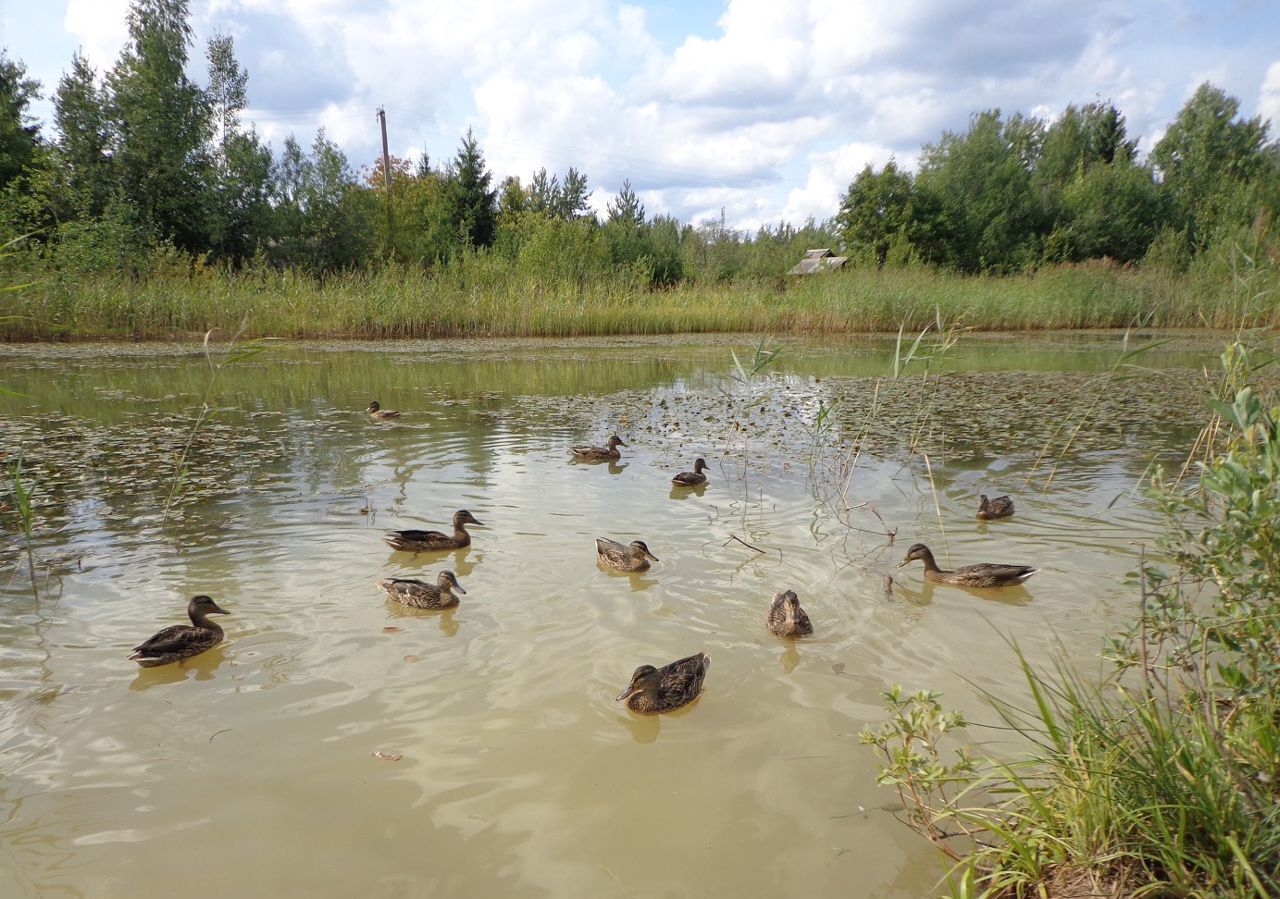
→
(385, 510, 483, 552)
(672, 457, 709, 486)
(129, 595, 229, 667)
(616, 652, 710, 714)
(977, 494, 1015, 520)
(766, 589, 813, 637)
(366, 401, 400, 419)
(595, 537, 659, 572)
(571, 435, 626, 461)
(895, 543, 1039, 587)
(376, 570, 466, 609)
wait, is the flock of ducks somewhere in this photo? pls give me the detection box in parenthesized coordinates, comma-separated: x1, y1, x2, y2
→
(129, 405, 1039, 714)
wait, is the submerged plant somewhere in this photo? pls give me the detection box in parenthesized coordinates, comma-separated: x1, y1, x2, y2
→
(163, 322, 275, 523)
(868, 341, 1280, 898)
(714, 336, 781, 476)
(6, 455, 39, 598)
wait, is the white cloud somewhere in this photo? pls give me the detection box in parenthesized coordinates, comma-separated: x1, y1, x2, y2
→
(29, 0, 1280, 228)
(64, 0, 130, 69)
(778, 141, 904, 229)
(1260, 60, 1280, 132)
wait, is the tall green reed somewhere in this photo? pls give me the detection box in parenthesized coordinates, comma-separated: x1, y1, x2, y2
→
(6, 455, 39, 598)
(864, 339, 1280, 898)
(162, 321, 275, 523)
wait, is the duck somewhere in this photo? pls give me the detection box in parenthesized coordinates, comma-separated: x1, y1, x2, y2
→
(895, 543, 1039, 587)
(385, 509, 483, 552)
(129, 595, 229, 667)
(595, 537, 659, 572)
(366, 401, 400, 419)
(672, 457, 709, 486)
(766, 589, 813, 637)
(977, 494, 1015, 520)
(376, 570, 466, 609)
(571, 435, 626, 461)
(616, 652, 711, 714)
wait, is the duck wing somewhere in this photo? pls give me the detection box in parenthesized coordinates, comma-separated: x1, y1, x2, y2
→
(659, 652, 710, 694)
(792, 606, 814, 634)
(130, 625, 208, 658)
(595, 537, 627, 556)
(955, 563, 1039, 586)
(390, 529, 447, 542)
(378, 577, 444, 605)
(379, 577, 429, 594)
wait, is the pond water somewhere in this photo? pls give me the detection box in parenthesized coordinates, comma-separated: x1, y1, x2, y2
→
(0, 332, 1224, 898)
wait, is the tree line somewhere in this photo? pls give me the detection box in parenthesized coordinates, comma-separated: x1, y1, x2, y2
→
(837, 94, 1279, 274)
(1, 0, 1277, 288)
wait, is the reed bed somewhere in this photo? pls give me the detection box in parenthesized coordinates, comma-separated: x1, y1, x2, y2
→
(3, 255, 1277, 341)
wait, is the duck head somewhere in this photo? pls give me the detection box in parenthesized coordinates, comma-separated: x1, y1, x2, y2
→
(629, 540, 659, 562)
(188, 594, 229, 619)
(453, 509, 484, 528)
(895, 543, 933, 567)
(616, 664, 660, 702)
(438, 570, 466, 594)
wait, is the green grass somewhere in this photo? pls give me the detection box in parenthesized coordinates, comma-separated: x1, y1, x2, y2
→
(947, 651, 1280, 898)
(863, 341, 1280, 898)
(3, 253, 1277, 340)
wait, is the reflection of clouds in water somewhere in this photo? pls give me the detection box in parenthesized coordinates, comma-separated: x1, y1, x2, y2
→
(0, 335, 1232, 899)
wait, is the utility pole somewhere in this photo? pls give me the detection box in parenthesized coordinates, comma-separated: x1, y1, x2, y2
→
(376, 106, 394, 244)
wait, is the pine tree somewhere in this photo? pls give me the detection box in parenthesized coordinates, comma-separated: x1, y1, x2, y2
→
(606, 179, 645, 227)
(443, 128, 496, 249)
(0, 52, 41, 190)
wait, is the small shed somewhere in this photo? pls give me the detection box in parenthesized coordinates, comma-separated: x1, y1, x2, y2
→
(787, 248, 848, 275)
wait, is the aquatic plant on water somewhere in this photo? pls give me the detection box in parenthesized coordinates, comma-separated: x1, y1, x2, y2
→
(863, 340, 1280, 898)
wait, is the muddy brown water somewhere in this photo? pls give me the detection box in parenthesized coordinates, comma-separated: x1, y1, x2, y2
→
(0, 332, 1226, 897)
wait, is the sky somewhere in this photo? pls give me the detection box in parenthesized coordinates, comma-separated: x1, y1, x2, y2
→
(4, 0, 1280, 230)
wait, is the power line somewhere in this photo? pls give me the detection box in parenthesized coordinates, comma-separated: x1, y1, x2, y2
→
(239, 102, 812, 192)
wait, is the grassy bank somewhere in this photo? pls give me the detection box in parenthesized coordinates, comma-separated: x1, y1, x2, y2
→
(863, 341, 1280, 898)
(3, 251, 1278, 341)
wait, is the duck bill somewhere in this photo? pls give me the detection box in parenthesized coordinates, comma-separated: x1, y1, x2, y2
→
(894, 559, 910, 568)
(645, 552, 660, 562)
(615, 684, 639, 702)
(210, 604, 230, 615)
(453, 584, 467, 594)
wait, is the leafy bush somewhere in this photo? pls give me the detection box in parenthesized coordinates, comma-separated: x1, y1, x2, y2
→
(866, 341, 1280, 898)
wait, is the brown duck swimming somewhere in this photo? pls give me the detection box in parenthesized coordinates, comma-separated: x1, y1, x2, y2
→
(366, 401, 400, 419)
(376, 570, 466, 609)
(595, 537, 659, 572)
(571, 435, 626, 461)
(977, 494, 1015, 520)
(671, 457, 709, 486)
(616, 652, 711, 714)
(129, 595, 229, 667)
(895, 543, 1039, 587)
(385, 510, 483, 552)
(766, 589, 813, 637)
